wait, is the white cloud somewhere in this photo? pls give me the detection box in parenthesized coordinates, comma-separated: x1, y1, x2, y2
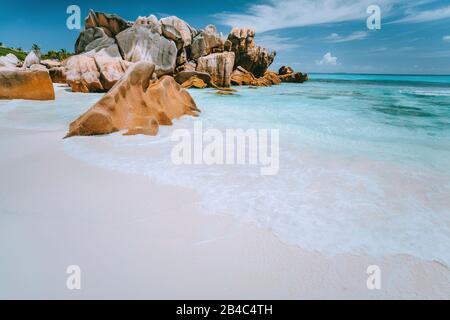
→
(369, 47, 388, 52)
(256, 34, 303, 51)
(392, 5, 450, 23)
(327, 33, 341, 40)
(216, 0, 398, 33)
(325, 31, 368, 43)
(317, 52, 338, 65)
(444, 36, 450, 42)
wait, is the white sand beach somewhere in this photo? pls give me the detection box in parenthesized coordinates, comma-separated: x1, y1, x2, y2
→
(0, 122, 449, 299)
(2, 0, 450, 301)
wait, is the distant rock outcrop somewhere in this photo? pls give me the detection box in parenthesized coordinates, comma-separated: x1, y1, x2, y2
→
(231, 66, 279, 86)
(278, 65, 294, 75)
(65, 62, 199, 137)
(231, 65, 307, 86)
(279, 72, 308, 83)
(0, 69, 55, 100)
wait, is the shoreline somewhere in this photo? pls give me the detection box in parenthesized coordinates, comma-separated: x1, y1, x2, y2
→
(0, 125, 448, 299)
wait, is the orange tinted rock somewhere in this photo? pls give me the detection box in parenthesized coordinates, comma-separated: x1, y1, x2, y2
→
(215, 90, 234, 95)
(231, 66, 279, 86)
(94, 52, 133, 90)
(175, 70, 211, 85)
(65, 61, 200, 138)
(181, 76, 208, 89)
(279, 72, 308, 83)
(66, 55, 103, 93)
(123, 117, 159, 136)
(263, 70, 282, 85)
(0, 68, 55, 100)
(49, 67, 67, 84)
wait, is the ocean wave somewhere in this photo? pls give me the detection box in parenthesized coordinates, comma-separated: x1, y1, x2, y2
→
(310, 78, 450, 88)
(400, 89, 450, 97)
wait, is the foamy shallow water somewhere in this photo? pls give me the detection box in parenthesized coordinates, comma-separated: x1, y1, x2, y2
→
(1, 78, 449, 265)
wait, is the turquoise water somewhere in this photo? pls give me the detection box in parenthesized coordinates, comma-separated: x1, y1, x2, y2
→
(311, 73, 450, 86)
(1, 75, 449, 265)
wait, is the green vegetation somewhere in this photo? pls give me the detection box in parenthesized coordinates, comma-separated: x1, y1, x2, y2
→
(41, 48, 72, 61)
(0, 43, 73, 62)
(0, 46, 27, 60)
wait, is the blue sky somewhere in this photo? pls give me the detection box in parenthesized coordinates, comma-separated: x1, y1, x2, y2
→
(1, 0, 450, 74)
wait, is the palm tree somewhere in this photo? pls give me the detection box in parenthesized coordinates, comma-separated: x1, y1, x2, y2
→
(31, 44, 41, 52)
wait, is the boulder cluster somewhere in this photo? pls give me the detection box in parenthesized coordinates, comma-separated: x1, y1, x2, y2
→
(0, 10, 308, 136)
(64, 10, 306, 92)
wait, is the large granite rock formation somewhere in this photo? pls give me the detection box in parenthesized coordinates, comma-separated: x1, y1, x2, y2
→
(196, 52, 235, 87)
(66, 46, 132, 93)
(64, 10, 307, 93)
(65, 61, 200, 137)
(0, 69, 55, 100)
(84, 10, 131, 37)
(116, 25, 177, 77)
(75, 27, 116, 54)
(227, 27, 275, 77)
(160, 16, 195, 50)
(191, 25, 226, 60)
